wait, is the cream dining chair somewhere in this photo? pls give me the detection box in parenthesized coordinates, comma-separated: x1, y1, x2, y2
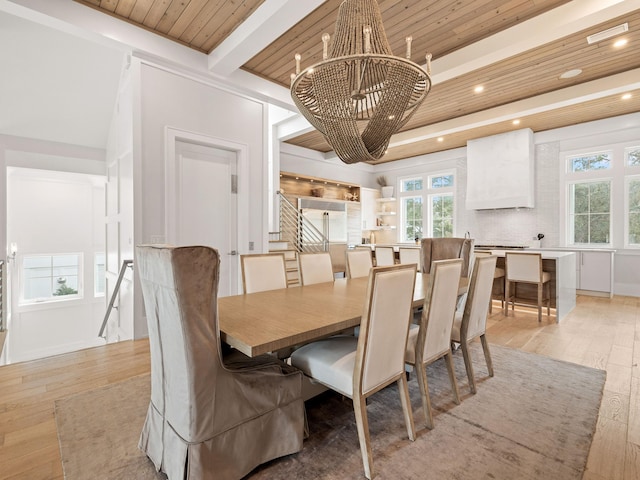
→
(290, 264, 418, 480)
(405, 258, 463, 429)
(346, 248, 373, 278)
(399, 246, 421, 271)
(451, 255, 496, 394)
(298, 251, 335, 285)
(473, 251, 505, 313)
(240, 252, 288, 294)
(374, 246, 395, 266)
(504, 252, 551, 322)
(136, 245, 305, 480)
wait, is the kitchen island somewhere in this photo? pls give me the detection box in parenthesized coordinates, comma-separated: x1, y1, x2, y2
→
(487, 250, 576, 322)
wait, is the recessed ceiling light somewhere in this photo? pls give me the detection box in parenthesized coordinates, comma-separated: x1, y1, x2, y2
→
(622, 93, 632, 100)
(586, 23, 628, 45)
(559, 69, 582, 79)
(474, 85, 484, 93)
(512, 119, 521, 125)
(437, 137, 444, 142)
(614, 38, 628, 48)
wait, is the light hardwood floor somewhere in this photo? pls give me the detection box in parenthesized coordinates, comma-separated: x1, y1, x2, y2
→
(0, 294, 638, 479)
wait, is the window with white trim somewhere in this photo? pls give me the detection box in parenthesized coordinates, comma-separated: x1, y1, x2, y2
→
(95, 252, 106, 297)
(21, 253, 83, 304)
(399, 171, 455, 242)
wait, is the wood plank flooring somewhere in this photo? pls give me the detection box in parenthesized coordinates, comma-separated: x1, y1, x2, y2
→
(0, 294, 638, 479)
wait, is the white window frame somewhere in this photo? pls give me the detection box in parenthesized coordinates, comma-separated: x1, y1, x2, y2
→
(566, 178, 612, 246)
(398, 170, 456, 243)
(94, 251, 106, 297)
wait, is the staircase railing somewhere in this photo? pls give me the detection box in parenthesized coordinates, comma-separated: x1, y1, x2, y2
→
(98, 259, 133, 338)
(277, 191, 328, 253)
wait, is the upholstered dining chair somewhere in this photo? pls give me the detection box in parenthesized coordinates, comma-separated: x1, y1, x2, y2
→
(451, 255, 497, 394)
(405, 259, 463, 429)
(298, 251, 335, 285)
(346, 248, 374, 278)
(399, 246, 421, 271)
(136, 245, 305, 480)
(374, 246, 395, 266)
(290, 264, 418, 480)
(504, 252, 551, 322)
(473, 251, 505, 313)
(420, 237, 475, 277)
(240, 252, 288, 293)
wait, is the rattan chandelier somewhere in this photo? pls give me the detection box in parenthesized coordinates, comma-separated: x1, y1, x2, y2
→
(290, 0, 432, 164)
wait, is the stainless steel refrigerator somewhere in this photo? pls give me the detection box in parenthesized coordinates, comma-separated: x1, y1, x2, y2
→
(298, 198, 348, 247)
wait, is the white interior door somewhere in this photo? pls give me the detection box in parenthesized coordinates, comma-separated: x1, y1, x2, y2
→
(174, 141, 239, 297)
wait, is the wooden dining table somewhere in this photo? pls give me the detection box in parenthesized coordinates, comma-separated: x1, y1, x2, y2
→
(219, 273, 468, 358)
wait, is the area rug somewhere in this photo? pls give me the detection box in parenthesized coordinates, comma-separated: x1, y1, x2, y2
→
(55, 344, 605, 479)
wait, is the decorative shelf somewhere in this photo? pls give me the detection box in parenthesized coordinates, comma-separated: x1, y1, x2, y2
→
(376, 211, 396, 215)
(373, 226, 397, 230)
(376, 197, 396, 202)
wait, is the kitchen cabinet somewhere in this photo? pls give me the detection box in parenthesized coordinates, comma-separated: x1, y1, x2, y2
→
(576, 250, 614, 297)
(360, 187, 379, 230)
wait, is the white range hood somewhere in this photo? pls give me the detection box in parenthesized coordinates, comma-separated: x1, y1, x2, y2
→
(465, 128, 535, 210)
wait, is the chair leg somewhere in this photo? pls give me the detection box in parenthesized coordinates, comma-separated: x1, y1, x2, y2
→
(537, 282, 543, 322)
(480, 334, 494, 377)
(396, 376, 416, 441)
(353, 394, 374, 480)
(460, 339, 476, 394)
(416, 362, 434, 429)
(504, 280, 510, 316)
(546, 281, 551, 316)
(444, 352, 461, 404)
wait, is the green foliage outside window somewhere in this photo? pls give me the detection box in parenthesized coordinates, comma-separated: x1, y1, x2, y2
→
(53, 277, 78, 296)
(629, 179, 640, 245)
(626, 147, 640, 166)
(570, 152, 611, 172)
(430, 175, 454, 188)
(432, 194, 453, 238)
(403, 197, 423, 241)
(402, 178, 422, 192)
(572, 181, 610, 244)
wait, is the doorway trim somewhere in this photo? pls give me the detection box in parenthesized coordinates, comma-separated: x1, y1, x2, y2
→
(164, 127, 249, 291)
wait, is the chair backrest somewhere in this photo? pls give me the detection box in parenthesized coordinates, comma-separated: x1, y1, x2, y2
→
(346, 249, 373, 278)
(461, 255, 497, 340)
(505, 252, 542, 283)
(241, 253, 288, 293)
(374, 246, 395, 266)
(418, 259, 463, 364)
(136, 245, 223, 440)
(355, 264, 417, 396)
(298, 252, 335, 286)
(399, 247, 421, 271)
(328, 243, 347, 274)
(421, 237, 474, 277)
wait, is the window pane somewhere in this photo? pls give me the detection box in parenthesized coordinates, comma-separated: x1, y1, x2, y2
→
(626, 147, 640, 166)
(628, 179, 640, 245)
(589, 182, 610, 213)
(95, 252, 106, 296)
(573, 184, 589, 214)
(430, 174, 454, 188)
(22, 254, 81, 303)
(571, 181, 611, 245)
(431, 194, 453, 238)
(402, 178, 422, 192)
(569, 152, 611, 172)
(402, 197, 423, 242)
(589, 214, 610, 243)
(573, 215, 589, 243)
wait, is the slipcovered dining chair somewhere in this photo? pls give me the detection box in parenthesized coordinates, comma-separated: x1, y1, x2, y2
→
(240, 252, 288, 293)
(504, 252, 551, 322)
(374, 246, 395, 266)
(346, 248, 374, 278)
(298, 251, 335, 285)
(136, 245, 305, 480)
(405, 259, 463, 429)
(420, 237, 475, 277)
(290, 264, 418, 480)
(451, 255, 497, 394)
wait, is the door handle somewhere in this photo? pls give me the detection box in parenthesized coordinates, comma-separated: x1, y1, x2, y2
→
(228, 250, 238, 256)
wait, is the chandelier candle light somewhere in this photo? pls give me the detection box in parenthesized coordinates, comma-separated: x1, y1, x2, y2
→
(290, 0, 432, 164)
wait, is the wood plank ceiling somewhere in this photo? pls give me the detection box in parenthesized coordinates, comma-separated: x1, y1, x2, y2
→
(74, 0, 640, 165)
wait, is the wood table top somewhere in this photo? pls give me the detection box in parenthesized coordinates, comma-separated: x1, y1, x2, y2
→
(219, 273, 467, 357)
